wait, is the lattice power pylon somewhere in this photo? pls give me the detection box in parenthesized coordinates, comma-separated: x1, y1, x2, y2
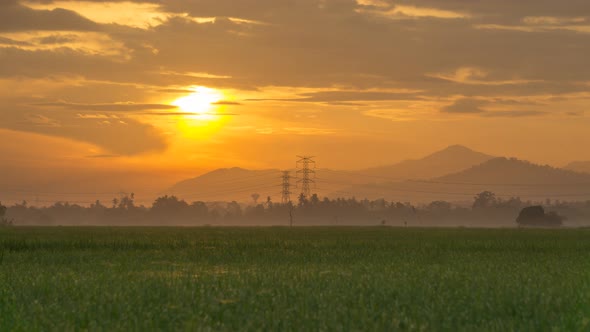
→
(296, 156, 316, 199)
(281, 171, 292, 204)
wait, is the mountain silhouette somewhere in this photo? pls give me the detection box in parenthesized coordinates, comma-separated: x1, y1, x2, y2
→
(167, 145, 494, 202)
(336, 157, 590, 202)
(360, 145, 493, 181)
(169, 167, 281, 202)
(168, 147, 590, 203)
(167, 166, 371, 202)
(564, 161, 590, 174)
(436, 157, 590, 184)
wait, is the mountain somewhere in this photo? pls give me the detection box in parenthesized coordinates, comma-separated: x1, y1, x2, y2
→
(167, 167, 365, 203)
(167, 145, 496, 203)
(436, 157, 590, 184)
(564, 161, 590, 174)
(168, 167, 281, 203)
(360, 145, 494, 181)
(336, 157, 590, 203)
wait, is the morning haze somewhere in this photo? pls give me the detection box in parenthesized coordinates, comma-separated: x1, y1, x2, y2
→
(2, 0, 590, 214)
(3, 1, 590, 330)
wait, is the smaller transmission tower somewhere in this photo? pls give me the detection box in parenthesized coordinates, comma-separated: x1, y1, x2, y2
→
(296, 156, 316, 199)
(281, 171, 292, 204)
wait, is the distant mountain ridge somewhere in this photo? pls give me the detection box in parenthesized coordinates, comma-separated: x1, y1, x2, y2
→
(360, 145, 494, 181)
(436, 157, 590, 184)
(168, 146, 590, 203)
(338, 157, 590, 202)
(168, 145, 497, 202)
(564, 161, 590, 174)
(169, 167, 281, 202)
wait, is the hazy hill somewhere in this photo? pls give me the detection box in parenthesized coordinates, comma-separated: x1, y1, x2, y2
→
(436, 157, 590, 184)
(167, 167, 367, 203)
(360, 145, 494, 181)
(564, 161, 590, 174)
(168, 149, 590, 204)
(336, 158, 590, 203)
(169, 167, 282, 203)
(167, 145, 494, 203)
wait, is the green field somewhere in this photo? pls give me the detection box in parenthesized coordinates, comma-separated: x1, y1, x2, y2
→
(1, 227, 590, 331)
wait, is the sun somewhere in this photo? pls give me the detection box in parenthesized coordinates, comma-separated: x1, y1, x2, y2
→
(168, 86, 232, 140)
(172, 86, 223, 119)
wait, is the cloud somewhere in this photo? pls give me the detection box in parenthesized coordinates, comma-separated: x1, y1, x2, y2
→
(282, 127, 337, 135)
(441, 99, 486, 114)
(1, 0, 590, 141)
(481, 110, 547, 117)
(34, 101, 178, 112)
(0, 31, 130, 56)
(428, 67, 543, 86)
(212, 100, 242, 105)
(475, 23, 590, 34)
(23, 1, 169, 29)
(13, 117, 167, 155)
(363, 108, 429, 122)
(247, 90, 422, 103)
(85, 154, 120, 158)
(26, 114, 61, 127)
(441, 98, 548, 117)
(143, 111, 238, 116)
(0, 36, 32, 46)
(3, 0, 590, 96)
(395, 1, 590, 19)
(37, 34, 78, 44)
(0, 2, 99, 32)
(523, 16, 587, 25)
(0, 100, 168, 155)
(360, 5, 469, 20)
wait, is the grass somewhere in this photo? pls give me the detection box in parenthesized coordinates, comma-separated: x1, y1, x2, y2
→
(1, 227, 590, 331)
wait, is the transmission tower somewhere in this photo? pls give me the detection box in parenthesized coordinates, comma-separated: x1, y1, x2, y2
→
(296, 156, 316, 199)
(281, 171, 292, 204)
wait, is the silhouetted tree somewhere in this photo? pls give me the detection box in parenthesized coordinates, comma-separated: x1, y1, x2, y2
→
(117, 193, 136, 210)
(189, 201, 208, 217)
(0, 201, 13, 226)
(310, 194, 320, 206)
(151, 195, 189, 214)
(496, 197, 522, 209)
(226, 201, 242, 218)
(298, 193, 307, 207)
(473, 191, 497, 209)
(91, 200, 105, 210)
(251, 193, 260, 205)
(516, 206, 563, 227)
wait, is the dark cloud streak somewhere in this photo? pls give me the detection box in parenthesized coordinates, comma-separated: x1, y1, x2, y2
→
(0, 2, 99, 32)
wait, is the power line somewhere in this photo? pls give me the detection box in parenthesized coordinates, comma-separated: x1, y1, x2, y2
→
(168, 184, 281, 200)
(318, 168, 590, 187)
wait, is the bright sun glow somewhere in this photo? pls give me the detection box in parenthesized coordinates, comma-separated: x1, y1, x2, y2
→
(172, 87, 223, 120)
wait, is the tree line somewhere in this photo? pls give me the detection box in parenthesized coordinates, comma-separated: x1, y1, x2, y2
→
(1, 191, 584, 227)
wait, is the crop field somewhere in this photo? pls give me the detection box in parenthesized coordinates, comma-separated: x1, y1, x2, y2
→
(1, 227, 590, 331)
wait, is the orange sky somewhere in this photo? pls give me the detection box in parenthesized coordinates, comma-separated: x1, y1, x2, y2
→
(2, 0, 590, 202)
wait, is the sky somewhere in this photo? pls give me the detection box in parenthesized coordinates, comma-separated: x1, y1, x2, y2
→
(2, 0, 590, 200)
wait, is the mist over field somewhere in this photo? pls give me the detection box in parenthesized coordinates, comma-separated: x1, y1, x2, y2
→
(3, 145, 590, 228)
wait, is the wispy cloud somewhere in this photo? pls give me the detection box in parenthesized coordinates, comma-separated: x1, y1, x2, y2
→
(34, 101, 178, 112)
